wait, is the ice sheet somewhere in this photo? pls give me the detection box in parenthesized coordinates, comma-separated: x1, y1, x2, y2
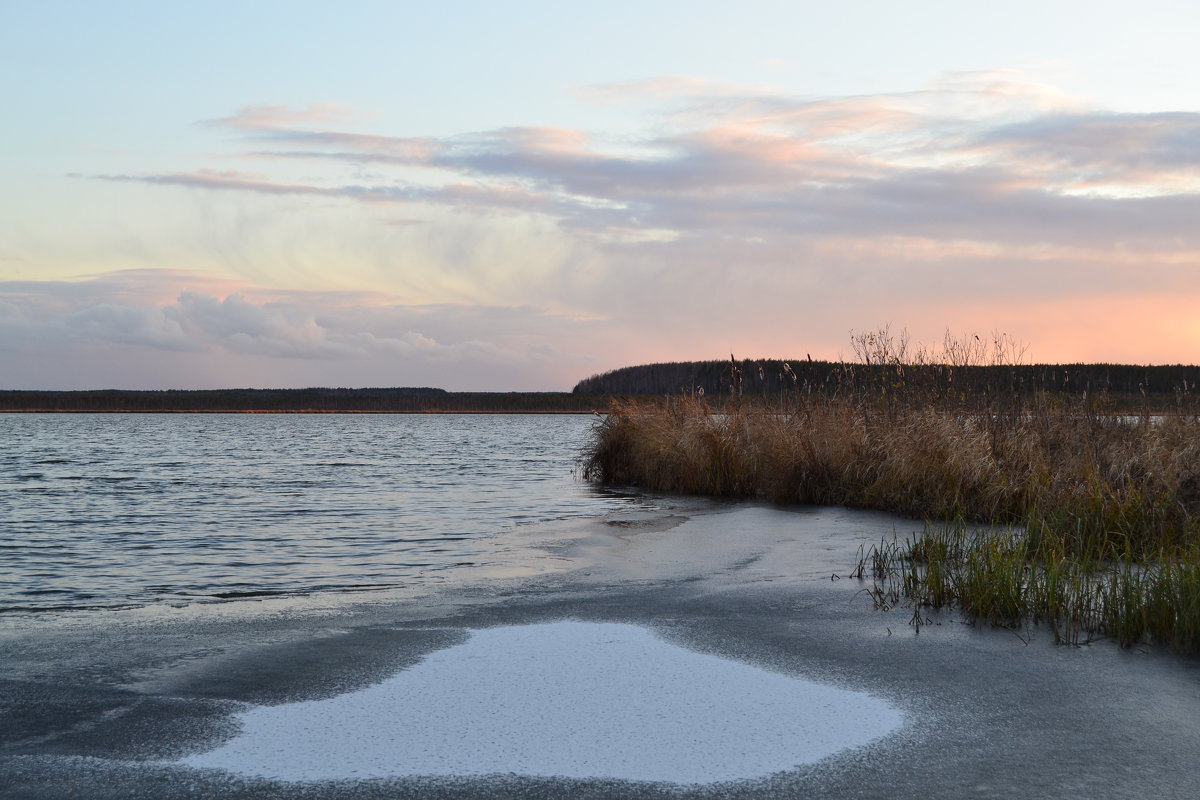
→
(180, 621, 904, 784)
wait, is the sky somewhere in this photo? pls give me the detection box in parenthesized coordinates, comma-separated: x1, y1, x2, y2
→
(2, 0, 1199, 391)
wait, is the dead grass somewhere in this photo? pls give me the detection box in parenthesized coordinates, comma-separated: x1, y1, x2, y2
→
(581, 332, 1200, 651)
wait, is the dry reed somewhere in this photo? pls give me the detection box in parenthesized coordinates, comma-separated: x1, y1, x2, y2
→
(581, 331, 1200, 651)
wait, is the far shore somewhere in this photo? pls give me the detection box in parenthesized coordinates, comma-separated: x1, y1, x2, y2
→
(0, 408, 601, 414)
(0, 388, 605, 414)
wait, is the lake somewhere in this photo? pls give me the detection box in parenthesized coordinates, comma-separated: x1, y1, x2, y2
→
(6, 414, 1200, 799)
(0, 413, 648, 613)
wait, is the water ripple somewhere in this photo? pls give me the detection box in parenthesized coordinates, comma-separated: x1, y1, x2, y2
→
(0, 413, 641, 613)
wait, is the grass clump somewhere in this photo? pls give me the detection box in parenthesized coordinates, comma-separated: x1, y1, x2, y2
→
(863, 525, 1200, 651)
(581, 330, 1200, 652)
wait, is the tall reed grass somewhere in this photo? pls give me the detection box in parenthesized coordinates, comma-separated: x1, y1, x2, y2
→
(582, 331, 1200, 651)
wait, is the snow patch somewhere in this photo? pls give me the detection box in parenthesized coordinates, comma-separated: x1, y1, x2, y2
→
(180, 621, 903, 784)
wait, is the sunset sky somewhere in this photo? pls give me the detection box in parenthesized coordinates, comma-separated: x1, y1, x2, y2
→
(3, 1, 1199, 390)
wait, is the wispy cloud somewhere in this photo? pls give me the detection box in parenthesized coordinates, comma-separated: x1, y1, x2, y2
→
(203, 102, 365, 131)
(92, 167, 586, 217)
(93, 76, 1200, 250)
(0, 270, 601, 389)
(53, 77, 1200, 379)
(970, 111, 1200, 190)
(93, 169, 408, 202)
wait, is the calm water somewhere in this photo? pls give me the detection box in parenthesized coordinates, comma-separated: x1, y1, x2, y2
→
(0, 414, 643, 613)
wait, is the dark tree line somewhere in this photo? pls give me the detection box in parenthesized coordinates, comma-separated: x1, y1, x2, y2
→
(0, 388, 604, 413)
(8, 358, 1199, 413)
(573, 359, 1200, 407)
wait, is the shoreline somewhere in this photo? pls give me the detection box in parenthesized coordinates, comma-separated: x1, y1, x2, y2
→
(0, 408, 601, 414)
(4, 502, 1200, 798)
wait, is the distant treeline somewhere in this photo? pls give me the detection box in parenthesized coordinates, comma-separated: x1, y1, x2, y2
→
(572, 359, 1200, 406)
(10, 359, 1200, 413)
(0, 387, 603, 413)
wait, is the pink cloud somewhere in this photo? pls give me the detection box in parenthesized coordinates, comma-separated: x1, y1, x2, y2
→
(57, 75, 1200, 380)
(205, 102, 364, 131)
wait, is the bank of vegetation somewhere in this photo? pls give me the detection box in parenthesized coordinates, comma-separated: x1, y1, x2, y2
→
(0, 388, 602, 413)
(574, 356, 1200, 410)
(582, 331, 1200, 652)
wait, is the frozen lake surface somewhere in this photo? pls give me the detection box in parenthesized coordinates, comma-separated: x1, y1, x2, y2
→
(180, 620, 903, 784)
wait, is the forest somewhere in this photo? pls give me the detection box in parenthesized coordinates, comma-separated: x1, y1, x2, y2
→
(5, 353, 1200, 413)
(0, 387, 602, 413)
(573, 359, 1200, 409)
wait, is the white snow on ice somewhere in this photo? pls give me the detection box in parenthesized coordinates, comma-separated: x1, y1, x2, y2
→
(179, 621, 904, 784)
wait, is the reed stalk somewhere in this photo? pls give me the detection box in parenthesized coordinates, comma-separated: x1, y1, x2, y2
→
(581, 331, 1200, 651)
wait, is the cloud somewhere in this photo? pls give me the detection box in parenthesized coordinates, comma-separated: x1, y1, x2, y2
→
(0, 271, 606, 389)
(91, 168, 584, 218)
(65, 303, 200, 352)
(204, 102, 364, 131)
(0, 268, 247, 311)
(46, 73, 1200, 381)
(92, 73, 1200, 254)
(971, 111, 1200, 187)
(93, 169, 407, 203)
